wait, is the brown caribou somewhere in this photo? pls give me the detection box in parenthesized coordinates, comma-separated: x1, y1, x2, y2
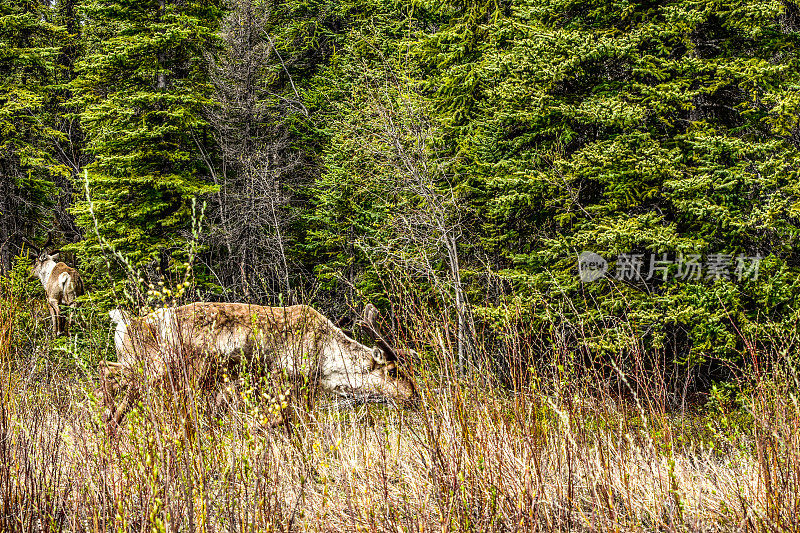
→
(100, 302, 415, 427)
(26, 233, 84, 335)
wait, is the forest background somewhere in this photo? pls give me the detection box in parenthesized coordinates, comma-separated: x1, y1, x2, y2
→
(3, 0, 800, 393)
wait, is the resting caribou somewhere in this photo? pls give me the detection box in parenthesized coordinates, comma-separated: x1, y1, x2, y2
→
(100, 302, 415, 426)
(26, 233, 84, 336)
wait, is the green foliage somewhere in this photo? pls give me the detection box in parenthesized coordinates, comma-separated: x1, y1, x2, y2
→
(3, 0, 800, 383)
(0, 0, 69, 238)
(289, 0, 420, 288)
(4, 254, 49, 358)
(9, 253, 39, 307)
(295, 0, 471, 309)
(70, 0, 223, 281)
(438, 0, 800, 365)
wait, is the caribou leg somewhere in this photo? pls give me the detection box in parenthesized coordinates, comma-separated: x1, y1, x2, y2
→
(47, 298, 62, 335)
(66, 302, 77, 336)
(110, 361, 169, 427)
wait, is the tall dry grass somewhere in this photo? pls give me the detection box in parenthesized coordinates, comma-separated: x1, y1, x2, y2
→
(0, 278, 798, 532)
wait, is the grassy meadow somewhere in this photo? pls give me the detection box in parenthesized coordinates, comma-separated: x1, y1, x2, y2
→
(1, 276, 798, 532)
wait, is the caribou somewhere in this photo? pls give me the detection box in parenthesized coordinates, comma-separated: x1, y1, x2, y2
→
(26, 233, 84, 336)
(100, 302, 415, 427)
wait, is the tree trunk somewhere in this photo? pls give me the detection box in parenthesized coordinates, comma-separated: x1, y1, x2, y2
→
(445, 232, 471, 375)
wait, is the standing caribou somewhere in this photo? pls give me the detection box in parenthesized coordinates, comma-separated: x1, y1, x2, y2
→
(26, 234, 84, 335)
(100, 302, 415, 427)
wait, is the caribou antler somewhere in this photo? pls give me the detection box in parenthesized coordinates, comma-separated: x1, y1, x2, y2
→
(41, 231, 53, 252)
(20, 237, 41, 255)
(22, 231, 54, 256)
(356, 303, 398, 361)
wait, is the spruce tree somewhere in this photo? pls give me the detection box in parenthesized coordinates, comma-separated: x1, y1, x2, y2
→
(461, 0, 800, 365)
(72, 0, 223, 286)
(51, 0, 86, 242)
(0, 0, 68, 269)
(297, 0, 426, 297)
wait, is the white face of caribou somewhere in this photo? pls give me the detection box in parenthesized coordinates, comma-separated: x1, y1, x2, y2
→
(316, 334, 411, 400)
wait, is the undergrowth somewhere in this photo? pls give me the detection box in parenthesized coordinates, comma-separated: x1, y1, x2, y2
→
(1, 270, 798, 532)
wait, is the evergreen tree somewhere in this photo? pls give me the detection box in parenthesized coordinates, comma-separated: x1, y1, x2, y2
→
(51, 0, 87, 242)
(296, 0, 428, 298)
(72, 0, 223, 288)
(0, 0, 68, 269)
(461, 0, 800, 365)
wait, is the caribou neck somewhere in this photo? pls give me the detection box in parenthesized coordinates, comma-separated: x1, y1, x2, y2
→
(37, 260, 57, 287)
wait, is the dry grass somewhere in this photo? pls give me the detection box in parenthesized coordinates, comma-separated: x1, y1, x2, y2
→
(1, 365, 798, 531)
(1, 284, 798, 531)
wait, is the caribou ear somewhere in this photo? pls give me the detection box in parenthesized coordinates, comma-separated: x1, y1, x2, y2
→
(395, 348, 419, 362)
(372, 347, 388, 365)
